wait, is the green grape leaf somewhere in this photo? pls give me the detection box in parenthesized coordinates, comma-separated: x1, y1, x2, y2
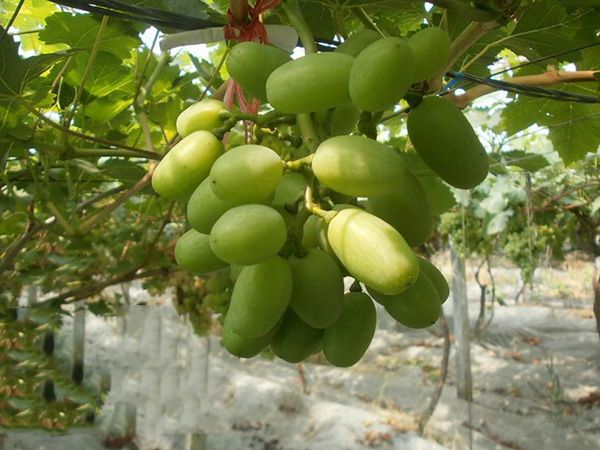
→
(298, 1, 337, 40)
(503, 149, 550, 172)
(0, 211, 27, 235)
(87, 299, 115, 316)
(421, 176, 457, 216)
(0, 35, 61, 97)
(506, 0, 592, 61)
(488, 156, 509, 175)
(64, 52, 134, 97)
(502, 95, 600, 165)
(100, 159, 147, 183)
(84, 95, 131, 122)
(39, 13, 140, 59)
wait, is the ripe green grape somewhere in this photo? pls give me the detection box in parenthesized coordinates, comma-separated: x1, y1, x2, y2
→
(327, 208, 419, 295)
(312, 135, 408, 197)
(365, 168, 433, 246)
(417, 257, 449, 303)
(206, 271, 231, 293)
(222, 317, 280, 358)
(322, 292, 376, 367)
(408, 27, 451, 83)
(271, 172, 306, 210)
(266, 53, 354, 113)
(174, 229, 228, 275)
(187, 178, 236, 234)
(271, 309, 323, 363)
(226, 42, 291, 102)
(289, 249, 344, 329)
(407, 96, 489, 189)
(176, 99, 228, 137)
(209, 144, 283, 204)
(335, 29, 381, 57)
(226, 256, 292, 337)
(301, 215, 323, 249)
(349, 37, 415, 112)
(209, 204, 287, 266)
(329, 103, 360, 136)
(203, 291, 230, 315)
(152, 131, 223, 201)
(382, 272, 442, 329)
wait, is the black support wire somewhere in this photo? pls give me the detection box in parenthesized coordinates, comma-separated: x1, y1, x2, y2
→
(46, 0, 221, 30)
(45, 0, 337, 50)
(446, 71, 600, 103)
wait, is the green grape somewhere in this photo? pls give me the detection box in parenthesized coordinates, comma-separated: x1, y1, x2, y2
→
(204, 291, 231, 308)
(408, 27, 451, 83)
(335, 29, 381, 57)
(174, 229, 229, 275)
(289, 249, 344, 329)
(152, 131, 223, 201)
(176, 99, 228, 137)
(349, 37, 415, 112)
(271, 309, 323, 363)
(382, 272, 441, 329)
(322, 292, 376, 367)
(271, 172, 306, 210)
(329, 103, 360, 136)
(417, 257, 449, 303)
(312, 135, 408, 197)
(206, 271, 231, 293)
(301, 215, 323, 249)
(209, 144, 283, 204)
(407, 96, 489, 189)
(187, 178, 236, 234)
(226, 256, 292, 337)
(226, 42, 291, 102)
(327, 208, 419, 295)
(222, 318, 280, 358)
(266, 53, 354, 113)
(210, 204, 287, 266)
(365, 168, 433, 246)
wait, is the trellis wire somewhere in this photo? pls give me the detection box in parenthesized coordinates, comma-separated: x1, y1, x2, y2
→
(447, 40, 600, 97)
(47, 0, 219, 30)
(446, 71, 600, 104)
(46, 0, 337, 50)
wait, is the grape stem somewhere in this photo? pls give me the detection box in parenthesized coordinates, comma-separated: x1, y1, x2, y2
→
(281, 0, 317, 54)
(351, 7, 385, 37)
(304, 186, 336, 223)
(220, 110, 295, 127)
(283, 153, 314, 171)
(296, 113, 320, 153)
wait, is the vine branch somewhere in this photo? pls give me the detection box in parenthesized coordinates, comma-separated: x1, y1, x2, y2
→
(77, 165, 156, 234)
(428, 20, 499, 92)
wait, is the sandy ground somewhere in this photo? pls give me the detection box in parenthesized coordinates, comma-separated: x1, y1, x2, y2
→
(3, 256, 600, 450)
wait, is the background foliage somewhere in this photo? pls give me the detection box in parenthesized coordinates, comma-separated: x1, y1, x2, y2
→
(0, 0, 599, 429)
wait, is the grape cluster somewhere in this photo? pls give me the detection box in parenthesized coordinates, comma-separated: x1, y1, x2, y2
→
(153, 26, 490, 367)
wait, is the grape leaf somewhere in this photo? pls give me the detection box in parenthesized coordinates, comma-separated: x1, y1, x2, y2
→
(0, 35, 61, 97)
(502, 94, 600, 165)
(39, 12, 140, 59)
(64, 52, 134, 97)
(507, 0, 593, 61)
(84, 95, 131, 122)
(503, 149, 550, 172)
(298, 1, 337, 40)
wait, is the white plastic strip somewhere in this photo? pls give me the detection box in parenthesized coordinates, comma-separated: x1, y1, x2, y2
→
(160, 24, 299, 52)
